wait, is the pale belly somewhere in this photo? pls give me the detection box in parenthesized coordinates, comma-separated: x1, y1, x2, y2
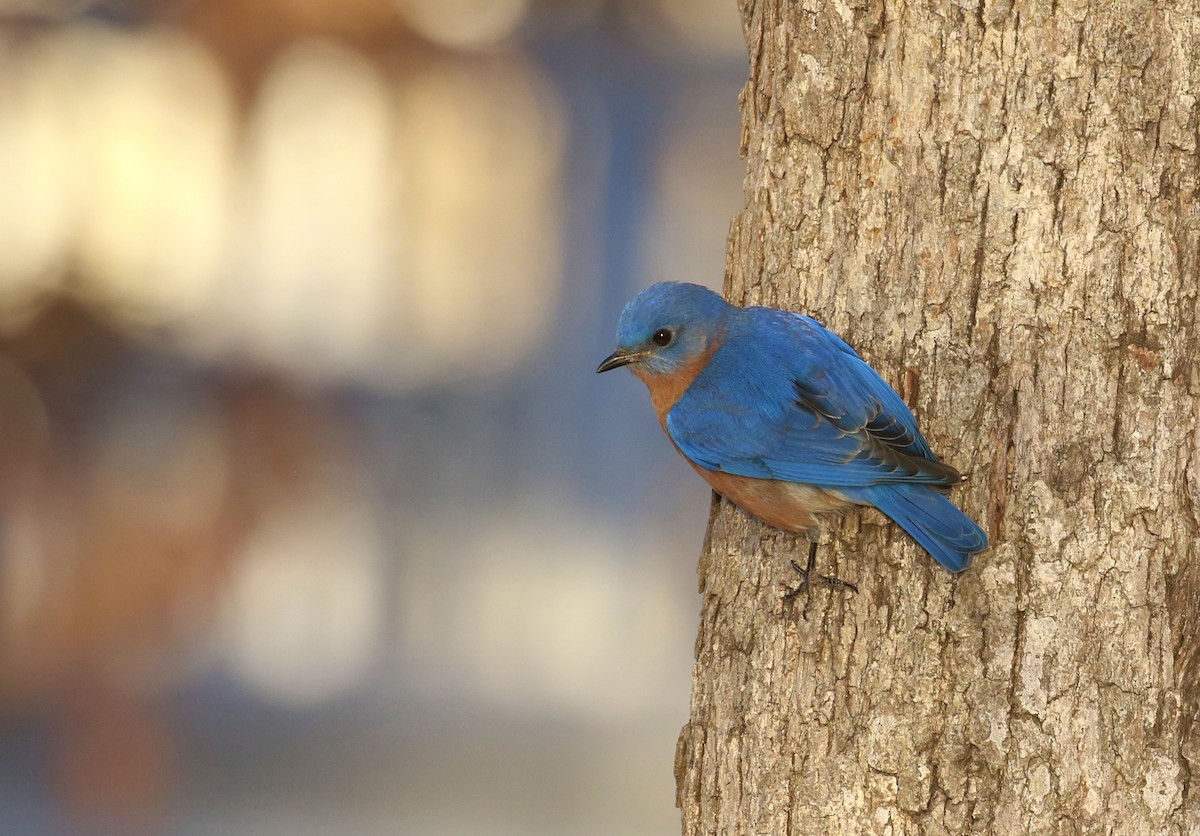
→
(691, 463, 854, 535)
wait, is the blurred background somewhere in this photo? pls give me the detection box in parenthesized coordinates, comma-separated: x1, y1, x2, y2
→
(0, 0, 745, 832)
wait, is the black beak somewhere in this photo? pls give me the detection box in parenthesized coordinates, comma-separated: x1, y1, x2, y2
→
(596, 351, 634, 373)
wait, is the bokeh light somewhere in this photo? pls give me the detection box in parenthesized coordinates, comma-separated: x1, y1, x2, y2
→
(223, 491, 384, 705)
(0, 2, 745, 833)
(70, 28, 234, 322)
(394, 54, 565, 383)
(0, 37, 74, 317)
(225, 39, 397, 379)
(396, 0, 530, 50)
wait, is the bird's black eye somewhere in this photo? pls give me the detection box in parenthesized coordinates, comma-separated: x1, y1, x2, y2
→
(652, 328, 673, 347)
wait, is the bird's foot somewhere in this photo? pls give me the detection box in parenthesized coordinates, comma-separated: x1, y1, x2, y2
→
(783, 541, 859, 619)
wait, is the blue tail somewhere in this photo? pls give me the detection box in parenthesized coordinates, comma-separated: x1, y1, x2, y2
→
(844, 484, 988, 572)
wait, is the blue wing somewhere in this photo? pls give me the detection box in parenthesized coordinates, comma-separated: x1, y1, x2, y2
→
(665, 308, 962, 489)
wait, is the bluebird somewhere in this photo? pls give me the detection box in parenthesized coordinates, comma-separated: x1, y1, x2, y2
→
(597, 281, 987, 605)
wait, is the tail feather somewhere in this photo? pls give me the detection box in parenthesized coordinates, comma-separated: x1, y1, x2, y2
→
(847, 483, 988, 572)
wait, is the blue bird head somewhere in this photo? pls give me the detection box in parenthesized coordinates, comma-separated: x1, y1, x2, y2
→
(597, 282, 732, 377)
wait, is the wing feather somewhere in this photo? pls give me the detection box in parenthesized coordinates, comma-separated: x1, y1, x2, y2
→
(666, 309, 961, 489)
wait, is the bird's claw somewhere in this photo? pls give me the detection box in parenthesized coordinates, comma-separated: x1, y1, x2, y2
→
(782, 543, 858, 619)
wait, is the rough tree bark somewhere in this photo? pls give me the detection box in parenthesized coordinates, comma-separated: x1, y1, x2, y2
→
(675, 0, 1200, 833)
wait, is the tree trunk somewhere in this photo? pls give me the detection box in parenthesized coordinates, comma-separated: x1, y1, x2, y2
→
(675, 0, 1200, 833)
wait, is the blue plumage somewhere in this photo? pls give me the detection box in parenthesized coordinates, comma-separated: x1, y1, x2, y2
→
(667, 307, 959, 488)
(598, 281, 988, 575)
